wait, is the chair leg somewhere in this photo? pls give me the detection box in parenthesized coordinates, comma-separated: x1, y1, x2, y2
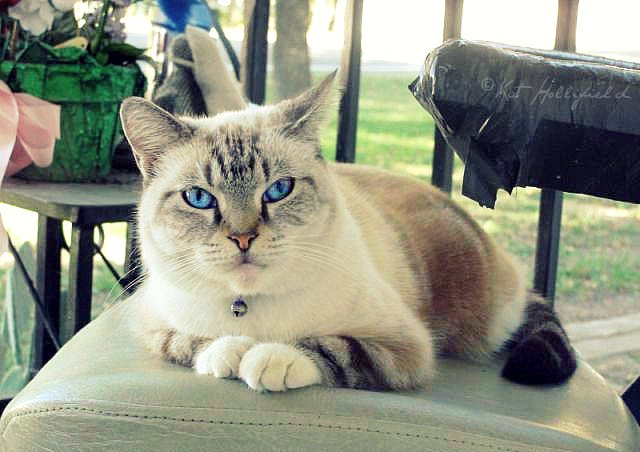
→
(0, 397, 11, 416)
(622, 376, 640, 424)
(431, 128, 454, 193)
(533, 188, 563, 304)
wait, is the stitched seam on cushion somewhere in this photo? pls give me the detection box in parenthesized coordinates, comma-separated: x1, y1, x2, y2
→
(4, 406, 538, 452)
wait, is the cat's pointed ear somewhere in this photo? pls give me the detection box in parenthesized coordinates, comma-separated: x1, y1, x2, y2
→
(120, 97, 194, 178)
(273, 70, 337, 142)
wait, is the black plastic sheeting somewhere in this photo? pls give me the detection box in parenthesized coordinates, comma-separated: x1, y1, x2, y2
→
(410, 39, 640, 208)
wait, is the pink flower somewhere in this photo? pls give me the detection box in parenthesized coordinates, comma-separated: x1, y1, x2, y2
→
(0, 0, 21, 7)
(0, 80, 59, 179)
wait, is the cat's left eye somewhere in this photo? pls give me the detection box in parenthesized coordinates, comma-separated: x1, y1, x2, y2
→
(182, 187, 217, 209)
(263, 177, 295, 203)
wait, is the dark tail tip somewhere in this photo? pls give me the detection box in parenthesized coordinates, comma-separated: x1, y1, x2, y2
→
(501, 300, 577, 385)
(502, 327, 577, 385)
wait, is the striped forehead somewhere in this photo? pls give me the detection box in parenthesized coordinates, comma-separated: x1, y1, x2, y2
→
(208, 127, 271, 184)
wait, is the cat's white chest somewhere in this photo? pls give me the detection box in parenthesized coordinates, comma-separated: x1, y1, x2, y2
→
(147, 281, 351, 342)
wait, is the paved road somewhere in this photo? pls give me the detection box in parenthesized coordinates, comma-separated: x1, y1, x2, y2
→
(567, 314, 640, 393)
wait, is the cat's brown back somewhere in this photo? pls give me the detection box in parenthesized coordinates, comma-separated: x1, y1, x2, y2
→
(333, 162, 524, 358)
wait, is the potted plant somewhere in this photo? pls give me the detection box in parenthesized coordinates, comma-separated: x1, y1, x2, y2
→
(0, 0, 147, 182)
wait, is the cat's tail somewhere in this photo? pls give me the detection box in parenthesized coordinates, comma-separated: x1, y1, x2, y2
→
(500, 293, 577, 385)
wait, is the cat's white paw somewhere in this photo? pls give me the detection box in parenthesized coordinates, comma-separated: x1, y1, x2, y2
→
(194, 336, 256, 378)
(238, 343, 322, 392)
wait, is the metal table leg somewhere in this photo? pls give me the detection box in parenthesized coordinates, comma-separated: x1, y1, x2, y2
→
(61, 223, 94, 344)
(30, 215, 62, 376)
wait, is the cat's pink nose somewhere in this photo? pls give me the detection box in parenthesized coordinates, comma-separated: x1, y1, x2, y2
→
(228, 232, 258, 252)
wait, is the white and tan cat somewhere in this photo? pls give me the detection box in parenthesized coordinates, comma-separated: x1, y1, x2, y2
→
(119, 72, 576, 392)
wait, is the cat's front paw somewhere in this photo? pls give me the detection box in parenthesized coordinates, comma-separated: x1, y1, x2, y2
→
(238, 343, 322, 392)
(194, 336, 256, 378)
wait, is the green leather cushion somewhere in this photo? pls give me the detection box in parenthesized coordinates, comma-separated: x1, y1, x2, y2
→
(1, 299, 639, 451)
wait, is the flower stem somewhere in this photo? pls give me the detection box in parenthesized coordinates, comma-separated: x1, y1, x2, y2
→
(91, 0, 112, 57)
(0, 16, 7, 60)
(8, 19, 17, 60)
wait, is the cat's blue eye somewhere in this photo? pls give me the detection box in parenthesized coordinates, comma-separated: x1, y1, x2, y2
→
(263, 177, 295, 203)
(182, 187, 216, 209)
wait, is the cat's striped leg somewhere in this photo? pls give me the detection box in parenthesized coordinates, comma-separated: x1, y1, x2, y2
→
(501, 299, 577, 385)
(145, 328, 212, 368)
(296, 335, 434, 390)
(237, 335, 433, 392)
(146, 329, 256, 378)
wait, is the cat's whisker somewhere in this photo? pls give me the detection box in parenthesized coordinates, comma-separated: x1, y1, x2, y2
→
(161, 270, 205, 293)
(101, 270, 150, 311)
(102, 265, 142, 303)
(295, 253, 360, 279)
(280, 245, 363, 284)
(291, 252, 357, 277)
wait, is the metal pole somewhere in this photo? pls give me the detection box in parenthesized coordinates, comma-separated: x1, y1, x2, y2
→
(335, 0, 363, 163)
(241, 0, 270, 105)
(533, 0, 578, 303)
(30, 216, 62, 374)
(431, 0, 464, 193)
(7, 237, 61, 352)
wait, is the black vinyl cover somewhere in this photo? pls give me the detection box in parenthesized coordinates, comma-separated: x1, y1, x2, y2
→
(410, 39, 640, 207)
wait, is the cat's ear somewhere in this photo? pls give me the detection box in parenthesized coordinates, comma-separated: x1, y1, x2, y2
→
(273, 70, 337, 142)
(120, 97, 194, 178)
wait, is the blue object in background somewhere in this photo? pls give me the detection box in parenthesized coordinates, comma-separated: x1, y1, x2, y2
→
(155, 0, 213, 32)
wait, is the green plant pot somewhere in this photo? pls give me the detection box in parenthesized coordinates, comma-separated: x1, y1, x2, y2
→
(0, 60, 145, 182)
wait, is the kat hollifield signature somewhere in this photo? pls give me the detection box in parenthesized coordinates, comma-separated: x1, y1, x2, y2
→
(480, 76, 631, 110)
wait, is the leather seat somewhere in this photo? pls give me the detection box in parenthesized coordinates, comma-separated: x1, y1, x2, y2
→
(1, 299, 639, 451)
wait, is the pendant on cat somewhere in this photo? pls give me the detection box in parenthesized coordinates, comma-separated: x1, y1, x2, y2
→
(231, 298, 248, 317)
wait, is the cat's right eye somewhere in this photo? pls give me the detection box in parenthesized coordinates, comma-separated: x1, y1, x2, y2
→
(182, 187, 217, 209)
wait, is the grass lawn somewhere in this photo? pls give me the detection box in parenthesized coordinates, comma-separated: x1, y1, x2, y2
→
(1, 72, 639, 372)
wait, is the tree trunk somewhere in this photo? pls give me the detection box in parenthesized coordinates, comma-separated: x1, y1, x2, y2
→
(273, 0, 312, 100)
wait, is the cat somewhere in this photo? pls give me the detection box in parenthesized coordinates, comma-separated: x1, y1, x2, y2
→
(119, 71, 577, 392)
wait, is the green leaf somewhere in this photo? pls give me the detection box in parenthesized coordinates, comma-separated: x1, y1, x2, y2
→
(102, 43, 149, 66)
(96, 51, 109, 65)
(103, 42, 147, 58)
(42, 10, 79, 47)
